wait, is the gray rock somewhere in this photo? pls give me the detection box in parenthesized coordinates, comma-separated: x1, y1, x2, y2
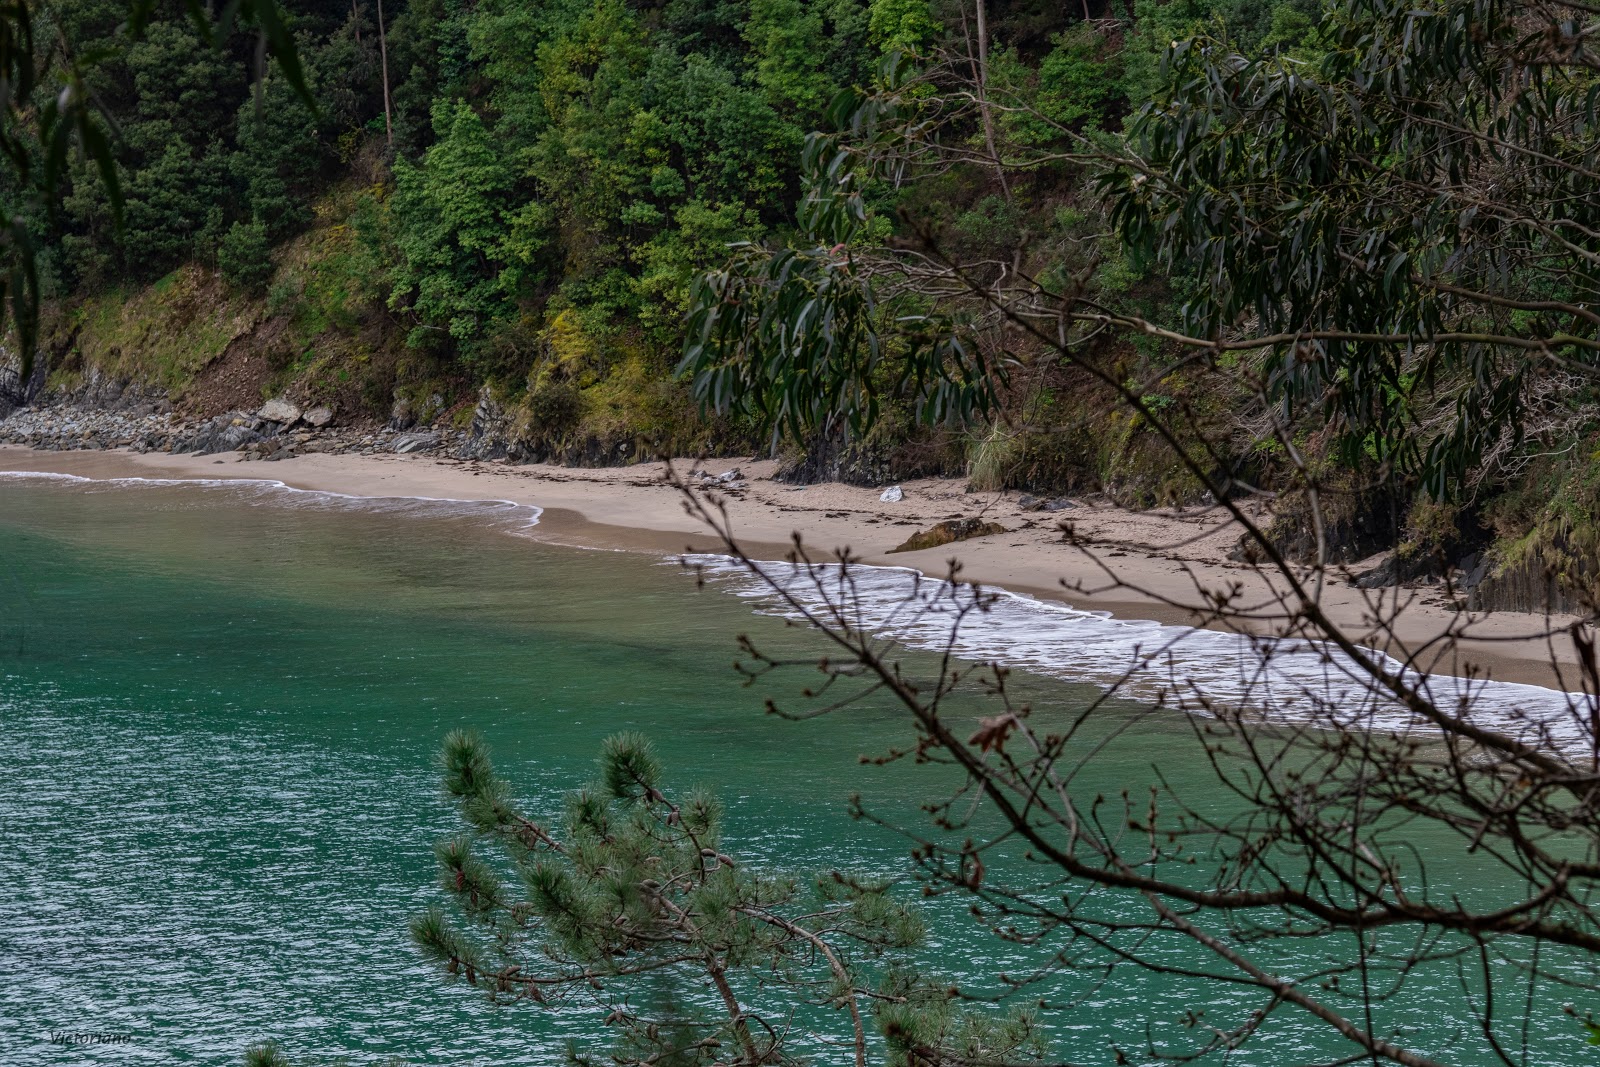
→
(303, 405, 334, 427)
(457, 386, 512, 460)
(173, 412, 266, 455)
(888, 518, 1009, 554)
(258, 397, 302, 424)
(394, 431, 440, 454)
(1018, 495, 1075, 512)
(879, 485, 904, 503)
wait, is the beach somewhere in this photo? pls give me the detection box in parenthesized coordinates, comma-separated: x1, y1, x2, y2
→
(0, 442, 1585, 690)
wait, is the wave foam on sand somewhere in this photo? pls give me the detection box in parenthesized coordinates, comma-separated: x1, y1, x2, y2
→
(686, 554, 1598, 754)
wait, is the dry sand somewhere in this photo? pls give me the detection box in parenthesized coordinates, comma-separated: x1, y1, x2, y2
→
(0, 443, 1587, 690)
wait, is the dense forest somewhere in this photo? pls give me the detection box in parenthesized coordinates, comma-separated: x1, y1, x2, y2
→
(20, 0, 1315, 436)
(8, 0, 1600, 609)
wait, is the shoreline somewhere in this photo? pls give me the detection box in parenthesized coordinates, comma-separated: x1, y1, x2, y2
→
(0, 442, 1586, 691)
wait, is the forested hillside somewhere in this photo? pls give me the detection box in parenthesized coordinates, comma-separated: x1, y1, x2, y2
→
(10, 0, 1600, 610)
(21, 0, 1307, 454)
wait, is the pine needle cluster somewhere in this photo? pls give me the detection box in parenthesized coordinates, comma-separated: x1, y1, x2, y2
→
(409, 729, 1047, 1066)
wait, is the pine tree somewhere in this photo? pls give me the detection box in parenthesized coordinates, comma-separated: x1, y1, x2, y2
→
(403, 730, 1047, 1066)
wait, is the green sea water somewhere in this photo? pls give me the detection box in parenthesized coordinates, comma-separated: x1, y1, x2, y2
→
(0, 474, 1587, 1065)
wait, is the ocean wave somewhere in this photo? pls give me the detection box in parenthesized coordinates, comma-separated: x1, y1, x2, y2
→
(681, 553, 1599, 754)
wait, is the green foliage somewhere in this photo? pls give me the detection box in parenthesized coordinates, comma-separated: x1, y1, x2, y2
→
(47, 0, 376, 301)
(1118, 0, 1320, 103)
(231, 80, 327, 243)
(966, 424, 1018, 491)
(389, 101, 543, 351)
(49, 265, 262, 391)
(867, 0, 938, 55)
(997, 24, 1123, 143)
(1106, 0, 1600, 497)
(403, 730, 1048, 1067)
(681, 60, 1006, 442)
(744, 0, 834, 117)
(218, 219, 274, 293)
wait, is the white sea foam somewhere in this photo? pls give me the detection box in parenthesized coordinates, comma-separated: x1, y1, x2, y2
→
(683, 554, 1599, 754)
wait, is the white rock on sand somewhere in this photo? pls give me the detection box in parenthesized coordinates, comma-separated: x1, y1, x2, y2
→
(258, 397, 302, 424)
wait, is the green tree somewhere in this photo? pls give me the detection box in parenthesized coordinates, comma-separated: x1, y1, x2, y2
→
(867, 0, 938, 55)
(124, 21, 238, 155)
(1106, 0, 1600, 496)
(120, 141, 229, 271)
(743, 0, 835, 119)
(0, 0, 303, 375)
(230, 77, 329, 243)
(408, 730, 1048, 1066)
(389, 100, 547, 351)
(218, 219, 274, 292)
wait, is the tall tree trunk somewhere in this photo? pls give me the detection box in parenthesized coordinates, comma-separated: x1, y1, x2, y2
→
(377, 0, 393, 146)
(973, 0, 1009, 199)
(351, 0, 361, 43)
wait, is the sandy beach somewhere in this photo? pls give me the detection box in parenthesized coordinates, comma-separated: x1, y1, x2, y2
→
(0, 443, 1587, 690)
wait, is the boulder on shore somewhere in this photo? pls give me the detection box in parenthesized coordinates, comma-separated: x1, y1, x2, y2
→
(393, 430, 440, 454)
(303, 405, 334, 428)
(888, 517, 1008, 554)
(258, 397, 302, 425)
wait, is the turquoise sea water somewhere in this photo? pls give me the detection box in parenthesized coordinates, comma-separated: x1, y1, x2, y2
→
(0, 474, 1588, 1065)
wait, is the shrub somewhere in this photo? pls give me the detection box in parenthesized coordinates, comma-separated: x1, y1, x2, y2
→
(218, 220, 274, 294)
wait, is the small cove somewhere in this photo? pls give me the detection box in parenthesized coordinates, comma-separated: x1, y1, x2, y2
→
(0, 474, 1590, 1065)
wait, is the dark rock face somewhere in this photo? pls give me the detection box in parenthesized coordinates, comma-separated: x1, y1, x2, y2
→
(1468, 541, 1595, 615)
(389, 395, 417, 431)
(175, 413, 268, 454)
(457, 387, 513, 461)
(1265, 484, 1408, 566)
(454, 385, 656, 466)
(775, 426, 964, 488)
(390, 391, 446, 432)
(0, 353, 49, 418)
(888, 518, 1009, 554)
(778, 431, 895, 487)
(393, 431, 441, 454)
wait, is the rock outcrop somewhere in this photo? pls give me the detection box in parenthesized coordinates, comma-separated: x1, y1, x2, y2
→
(888, 518, 1009, 554)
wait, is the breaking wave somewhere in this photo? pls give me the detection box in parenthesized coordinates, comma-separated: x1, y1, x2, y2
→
(683, 554, 1598, 754)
